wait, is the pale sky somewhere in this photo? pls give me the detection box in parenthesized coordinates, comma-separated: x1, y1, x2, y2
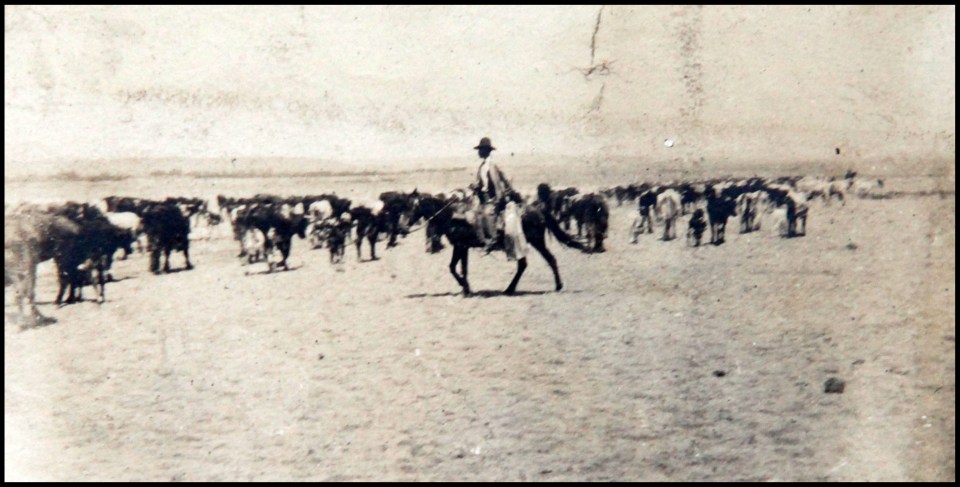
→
(4, 5, 955, 175)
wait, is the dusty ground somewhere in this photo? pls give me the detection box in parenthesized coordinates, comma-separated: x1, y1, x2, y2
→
(4, 171, 955, 481)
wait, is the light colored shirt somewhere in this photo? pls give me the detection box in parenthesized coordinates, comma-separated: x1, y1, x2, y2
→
(477, 158, 512, 201)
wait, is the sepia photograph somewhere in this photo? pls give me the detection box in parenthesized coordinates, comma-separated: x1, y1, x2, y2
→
(4, 5, 955, 481)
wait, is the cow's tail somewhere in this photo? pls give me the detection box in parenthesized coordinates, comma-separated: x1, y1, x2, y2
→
(542, 210, 590, 253)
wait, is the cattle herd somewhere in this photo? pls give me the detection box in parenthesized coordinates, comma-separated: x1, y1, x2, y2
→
(4, 170, 886, 325)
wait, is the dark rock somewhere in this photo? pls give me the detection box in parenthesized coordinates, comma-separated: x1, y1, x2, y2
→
(824, 377, 845, 393)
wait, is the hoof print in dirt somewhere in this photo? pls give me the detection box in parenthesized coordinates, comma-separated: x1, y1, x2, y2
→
(824, 377, 845, 394)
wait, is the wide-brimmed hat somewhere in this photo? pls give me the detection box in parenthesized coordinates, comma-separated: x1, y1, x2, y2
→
(474, 137, 496, 150)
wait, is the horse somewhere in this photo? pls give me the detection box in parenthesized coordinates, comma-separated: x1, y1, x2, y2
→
(409, 192, 590, 296)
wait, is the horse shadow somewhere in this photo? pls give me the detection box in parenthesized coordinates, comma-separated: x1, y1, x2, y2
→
(405, 289, 582, 299)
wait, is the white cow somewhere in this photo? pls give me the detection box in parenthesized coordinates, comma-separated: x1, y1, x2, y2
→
(654, 189, 682, 241)
(850, 178, 885, 199)
(240, 227, 266, 264)
(105, 211, 145, 257)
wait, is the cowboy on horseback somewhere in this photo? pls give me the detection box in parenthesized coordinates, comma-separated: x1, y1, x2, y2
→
(470, 137, 517, 253)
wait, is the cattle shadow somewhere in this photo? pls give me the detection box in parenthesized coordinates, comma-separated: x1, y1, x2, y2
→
(405, 289, 583, 299)
(105, 275, 137, 283)
(152, 267, 194, 275)
(4, 312, 58, 329)
(243, 264, 304, 276)
(33, 299, 103, 306)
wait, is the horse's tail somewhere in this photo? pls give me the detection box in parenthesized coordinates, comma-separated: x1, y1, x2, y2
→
(542, 210, 589, 253)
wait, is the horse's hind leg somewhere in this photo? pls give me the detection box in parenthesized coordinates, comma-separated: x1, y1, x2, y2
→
(448, 245, 470, 296)
(530, 237, 562, 291)
(504, 257, 528, 295)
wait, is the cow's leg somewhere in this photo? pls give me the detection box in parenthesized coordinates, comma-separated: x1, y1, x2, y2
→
(629, 217, 641, 244)
(368, 232, 378, 261)
(163, 247, 172, 273)
(150, 246, 161, 274)
(387, 220, 399, 248)
(55, 269, 69, 306)
(183, 243, 193, 270)
(275, 239, 290, 270)
(448, 245, 470, 296)
(504, 257, 528, 295)
(94, 265, 106, 304)
(355, 224, 365, 259)
(25, 264, 43, 323)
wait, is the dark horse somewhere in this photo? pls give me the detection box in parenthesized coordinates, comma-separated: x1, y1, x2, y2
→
(409, 192, 590, 296)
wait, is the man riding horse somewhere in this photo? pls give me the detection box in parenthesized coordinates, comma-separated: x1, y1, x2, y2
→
(470, 137, 518, 254)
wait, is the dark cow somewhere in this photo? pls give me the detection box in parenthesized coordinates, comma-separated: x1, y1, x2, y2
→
(54, 216, 133, 305)
(141, 202, 193, 274)
(678, 183, 700, 215)
(785, 191, 809, 237)
(234, 203, 308, 271)
(630, 188, 659, 243)
(379, 189, 419, 248)
(349, 203, 389, 261)
(705, 185, 737, 245)
(568, 193, 609, 253)
(686, 208, 708, 247)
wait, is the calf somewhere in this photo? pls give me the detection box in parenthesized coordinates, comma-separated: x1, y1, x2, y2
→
(686, 208, 708, 247)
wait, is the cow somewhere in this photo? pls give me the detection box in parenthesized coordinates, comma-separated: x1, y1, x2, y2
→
(705, 185, 737, 245)
(235, 202, 308, 272)
(105, 211, 145, 257)
(4, 208, 80, 324)
(850, 178, 885, 199)
(240, 227, 266, 264)
(349, 199, 389, 261)
(678, 183, 700, 215)
(379, 189, 419, 248)
(568, 193, 609, 252)
(785, 191, 809, 237)
(686, 208, 708, 247)
(735, 191, 763, 234)
(630, 188, 659, 243)
(141, 202, 193, 274)
(654, 188, 682, 241)
(53, 216, 133, 305)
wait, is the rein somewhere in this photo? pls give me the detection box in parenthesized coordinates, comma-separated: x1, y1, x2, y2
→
(403, 199, 458, 235)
